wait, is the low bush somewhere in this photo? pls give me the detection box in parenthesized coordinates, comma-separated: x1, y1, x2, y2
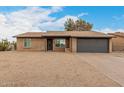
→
(0, 39, 16, 51)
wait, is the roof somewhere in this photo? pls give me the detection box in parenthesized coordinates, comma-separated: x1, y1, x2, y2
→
(108, 32, 124, 37)
(42, 31, 70, 37)
(14, 32, 45, 38)
(42, 31, 113, 38)
(15, 31, 113, 38)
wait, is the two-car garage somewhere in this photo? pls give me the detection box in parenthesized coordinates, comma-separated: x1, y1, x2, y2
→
(77, 38, 109, 53)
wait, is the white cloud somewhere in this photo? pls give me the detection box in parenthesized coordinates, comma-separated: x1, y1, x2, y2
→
(0, 6, 63, 41)
(112, 15, 124, 21)
(0, 6, 88, 41)
(96, 28, 124, 33)
(78, 12, 88, 17)
(0, 14, 7, 25)
(40, 15, 78, 31)
(50, 6, 63, 13)
(112, 16, 121, 20)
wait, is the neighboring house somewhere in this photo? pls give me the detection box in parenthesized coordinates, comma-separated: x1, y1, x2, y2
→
(109, 32, 124, 51)
(15, 31, 113, 53)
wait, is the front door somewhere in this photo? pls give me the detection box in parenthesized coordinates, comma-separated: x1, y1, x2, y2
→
(47, 39, 53, 51)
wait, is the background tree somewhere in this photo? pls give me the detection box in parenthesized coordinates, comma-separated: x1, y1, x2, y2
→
(64, 18, 93, 31)
(64, 18, 75, 31)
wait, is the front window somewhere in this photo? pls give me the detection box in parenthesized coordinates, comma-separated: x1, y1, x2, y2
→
(55, 39, 65, 48)
(24, 39, 31, 48)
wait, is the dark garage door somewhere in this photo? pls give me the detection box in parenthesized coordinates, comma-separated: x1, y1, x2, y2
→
(77, 38, 109, 53)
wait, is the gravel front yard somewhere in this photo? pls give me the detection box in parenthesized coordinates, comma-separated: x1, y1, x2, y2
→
(0, 51, 120, 87)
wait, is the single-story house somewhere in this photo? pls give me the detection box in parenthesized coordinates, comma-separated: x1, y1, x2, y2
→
(109, 32, 124, 51)
(15, 31, 113, 53)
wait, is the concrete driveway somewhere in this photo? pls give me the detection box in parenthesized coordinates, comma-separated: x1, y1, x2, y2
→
(76, 53, 124, 86)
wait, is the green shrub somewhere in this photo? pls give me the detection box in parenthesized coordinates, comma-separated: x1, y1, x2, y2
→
(0, 39, 11, 51)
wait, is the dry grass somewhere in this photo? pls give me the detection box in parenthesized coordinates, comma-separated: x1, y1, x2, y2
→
(0, 51, 120, 87)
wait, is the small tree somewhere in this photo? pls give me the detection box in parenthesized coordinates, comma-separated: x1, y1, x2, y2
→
(0, 39, 11, 51)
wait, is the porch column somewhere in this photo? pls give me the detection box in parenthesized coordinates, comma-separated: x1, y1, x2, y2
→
(44, 38, 47, 51)
(109, 38, 112, 53)
(71, 38, 77, 52)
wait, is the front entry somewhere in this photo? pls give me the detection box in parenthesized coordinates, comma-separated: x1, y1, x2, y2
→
(47, 39, 53, 51)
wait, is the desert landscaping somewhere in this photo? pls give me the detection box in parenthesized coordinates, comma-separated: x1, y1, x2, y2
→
(0, 51, 123, 87)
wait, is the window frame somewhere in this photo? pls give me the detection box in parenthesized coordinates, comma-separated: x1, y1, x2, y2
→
(23, 38, 32, 48)
(55, 38, 66, 48)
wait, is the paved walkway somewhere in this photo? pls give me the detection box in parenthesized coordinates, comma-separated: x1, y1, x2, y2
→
(76, 53, 124, 86)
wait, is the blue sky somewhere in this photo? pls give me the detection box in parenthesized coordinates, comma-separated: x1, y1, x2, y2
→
(0, 6, 124, 30)
(0, 6, 124, 41)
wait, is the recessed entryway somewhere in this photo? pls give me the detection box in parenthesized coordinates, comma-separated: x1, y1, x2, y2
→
(47, 39, 53, 51)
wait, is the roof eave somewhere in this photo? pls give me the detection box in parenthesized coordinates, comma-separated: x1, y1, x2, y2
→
(71, 36, 113, 38)
(42, 35, 70, 38)
(15, 36, 42, 38)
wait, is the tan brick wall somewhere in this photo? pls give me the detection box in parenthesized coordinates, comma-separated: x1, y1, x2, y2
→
(17, 37, 46, 51)
(111, 36, 124, 51)
(53, 47, 65, 52)
(71, 38, 77, 52)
